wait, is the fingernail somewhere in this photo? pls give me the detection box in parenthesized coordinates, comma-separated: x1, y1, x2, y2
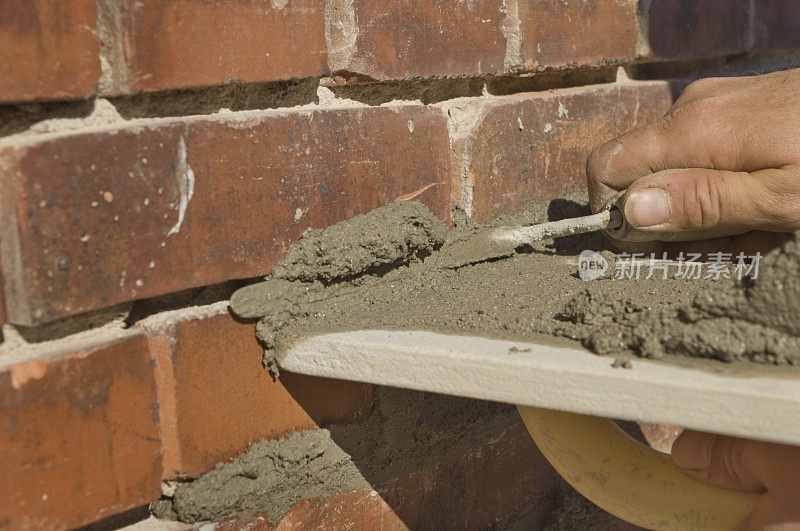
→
(672, 432, 716, 471)
(625, 188, 671, 227)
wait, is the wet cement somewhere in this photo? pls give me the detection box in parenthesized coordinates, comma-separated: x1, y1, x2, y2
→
(269, 200, 448, 284)
(232, 198, 800, 373)
(153, 387, 523, 524)
(153, 429, 368, 524)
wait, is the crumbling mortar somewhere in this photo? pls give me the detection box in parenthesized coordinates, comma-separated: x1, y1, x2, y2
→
(0, 306, 133, 372)
(324, 0, 358, 74)
(436, 98, 491, 217)
(501, 0, 524, 73)
(97, 0, 130, 97)
(627, 49, 800, 82)
(134, 300, 230, 335)
(633, 0, 654, 58)
(0, 68, 618, 143)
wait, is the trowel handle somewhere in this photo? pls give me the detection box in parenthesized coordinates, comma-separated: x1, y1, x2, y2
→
(602, 192, 748, 243)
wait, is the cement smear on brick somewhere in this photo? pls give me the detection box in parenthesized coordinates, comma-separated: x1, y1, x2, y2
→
(153, 429, 368, 524)
(153, 387, 522, 524)
(270, 200, 448, 284)
(233, 198, 800, 372)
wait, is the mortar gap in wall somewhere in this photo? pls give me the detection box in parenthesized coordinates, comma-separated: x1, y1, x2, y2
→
(124, 277, 257, 328)
(326, 67, 619, 106)
(485, 67, 617, 96)
(13, 303, 131, 344)
(327, 76, 487, 105)
(0, 98, 95, 137)
(628, 50, 800, 90)
(108, 77, 320, 119)
(75, 504, 151, 531)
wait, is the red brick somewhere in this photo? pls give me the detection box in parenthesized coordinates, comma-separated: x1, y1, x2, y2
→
(101, 0, 328, 95)
(279, 421, 561, 529)
(642, 0, 750, 60)
(0, 0, 99, 103)
(752, 0, 800, 51)
(516, 0, 638, 72)
(445, 81, 672, 219)
(328, 0, 506, 81)
(0, 106, 451, 325)
(219, 513, 279, 530)
(278, 490, 404, 530)
(637, 422, 683, 453)
(148, 311, 373, 478)
(0, 333, 162, 529)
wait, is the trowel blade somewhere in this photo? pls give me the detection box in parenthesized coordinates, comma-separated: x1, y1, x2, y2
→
(441, 210, 615, 268)
(439, 230, 518, 268)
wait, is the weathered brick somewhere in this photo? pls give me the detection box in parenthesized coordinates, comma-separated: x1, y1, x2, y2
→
(331, 0, 755, 81)
(752, 0, 800, 51)
(444, 81, 672, 219)
(641, 0, 750, 60)
(0, 0, 99, 103)
(0, 106, 451, 325)
(278, 490, 403, 529)
(0, 333, 161, 529)
(148, 310, 373, 478)
(278, 421, 561, 529)
(515, 0, 638, 72)
(327, 0, 507, 81)
(219, 514, 279, 530)
(101, 0, 328, 95)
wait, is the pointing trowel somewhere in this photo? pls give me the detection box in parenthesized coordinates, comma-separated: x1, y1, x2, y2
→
(445, 192, 747, 267)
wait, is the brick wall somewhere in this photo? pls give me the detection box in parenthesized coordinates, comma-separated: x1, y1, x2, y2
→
(1, 1, 797, 528)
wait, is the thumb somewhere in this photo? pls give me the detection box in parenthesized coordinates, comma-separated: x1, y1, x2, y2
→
(671, 431, 766, 492)
(672, 431, 800, 529)
(620, 166, 800, 234)
(672, 430, 800, 492)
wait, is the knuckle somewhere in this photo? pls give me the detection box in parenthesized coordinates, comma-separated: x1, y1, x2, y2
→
(693, 93, 735, 120)
(700, 436, 747, 488)
(655, 105, 697, 143)
(586, 144, 605, 181)
(664, 98, 720, 131)
(667, 89, 734, 133)
(679, 173, 725, 230)
(678, 77, 724, 102)
(709, 439, 747, 486)
(587, 136, 624, 182)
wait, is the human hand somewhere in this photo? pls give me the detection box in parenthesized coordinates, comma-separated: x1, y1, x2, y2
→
(671, 430, 800, 530)
(587, 69, 800, 254)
